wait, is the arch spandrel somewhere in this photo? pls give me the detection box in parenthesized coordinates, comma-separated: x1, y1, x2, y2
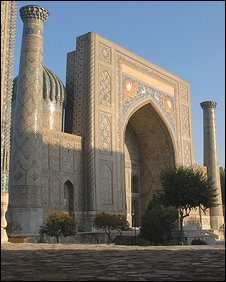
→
(122, 74, 176, 134)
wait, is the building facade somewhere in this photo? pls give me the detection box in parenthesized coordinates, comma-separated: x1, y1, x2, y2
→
(1, 1, 17, 242)
(5, 4, 224, 240)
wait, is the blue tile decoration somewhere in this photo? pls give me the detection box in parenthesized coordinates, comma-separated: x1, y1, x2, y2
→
(24, 28, 42, 37)
(122, 74, 176, 134)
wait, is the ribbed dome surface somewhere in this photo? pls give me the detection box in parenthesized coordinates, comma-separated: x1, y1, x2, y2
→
(43, 67, 66, 105)
(13, 66, 66, 105)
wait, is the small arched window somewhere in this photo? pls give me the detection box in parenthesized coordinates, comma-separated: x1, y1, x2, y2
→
(64, 180, 74, 212)
(131, 175, 139, 193)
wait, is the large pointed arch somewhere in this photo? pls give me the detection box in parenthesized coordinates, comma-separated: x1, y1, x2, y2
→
(123, 102, 176, 226)
(123, 98, 177, 158)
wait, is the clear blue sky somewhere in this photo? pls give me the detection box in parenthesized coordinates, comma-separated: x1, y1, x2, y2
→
(14, 1, 225, 167)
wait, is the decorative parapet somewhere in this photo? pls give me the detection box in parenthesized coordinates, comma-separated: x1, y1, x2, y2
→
(200, 101, 217, 110)
(20, 5, 49, 22)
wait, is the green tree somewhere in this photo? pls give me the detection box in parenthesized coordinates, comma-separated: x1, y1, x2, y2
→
(140, 197, 178, 245)
(94, 212, 129, 243)
(39, 212, 76, 243)
(160, 165, 218, 243)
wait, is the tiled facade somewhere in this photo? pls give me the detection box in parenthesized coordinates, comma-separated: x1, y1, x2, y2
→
(1, 1, 17, 242)
(1, 1, 17, 193)
(67, 32, 195, 227)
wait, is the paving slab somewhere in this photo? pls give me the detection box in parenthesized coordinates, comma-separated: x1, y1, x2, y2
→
(1, 243, 225, 281)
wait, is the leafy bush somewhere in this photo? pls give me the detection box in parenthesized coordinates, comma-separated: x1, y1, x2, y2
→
(191, 238, 207, 245)
(94, 212, 129, 243)
(39, 212, 76, 243)
(140, 196, 178, 245)
(140, 207, 178, 245)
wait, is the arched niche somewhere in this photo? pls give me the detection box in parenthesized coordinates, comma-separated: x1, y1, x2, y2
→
(64, 180, 74, 213)
(131, 175, 139, 194)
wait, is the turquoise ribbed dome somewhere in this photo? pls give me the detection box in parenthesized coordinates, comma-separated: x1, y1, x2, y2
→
(43, 67, 66, 105)
(13, 66, 66, 105)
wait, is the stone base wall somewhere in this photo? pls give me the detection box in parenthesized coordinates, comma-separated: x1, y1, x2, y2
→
(9, 230, 136, 244)
(8, 228, 222, 245)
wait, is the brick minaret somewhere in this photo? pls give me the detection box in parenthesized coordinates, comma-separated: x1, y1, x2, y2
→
(9, 5, 48, 237)
(200, 101, 224, 232)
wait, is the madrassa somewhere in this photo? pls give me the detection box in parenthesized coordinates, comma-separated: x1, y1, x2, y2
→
(1, 3, 224, 242)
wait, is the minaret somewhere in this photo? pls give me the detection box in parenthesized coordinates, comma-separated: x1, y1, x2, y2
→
(9, 5, 48, 237)
(200, 101, 224, 233)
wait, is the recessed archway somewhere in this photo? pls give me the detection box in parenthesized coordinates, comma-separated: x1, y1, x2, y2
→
(132, 175, 139, 194)
(64, 180, 74, 214)
(124, 103, 175, 226)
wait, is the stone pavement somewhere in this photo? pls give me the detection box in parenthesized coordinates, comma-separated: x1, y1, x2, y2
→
(1, 243, 225, 281)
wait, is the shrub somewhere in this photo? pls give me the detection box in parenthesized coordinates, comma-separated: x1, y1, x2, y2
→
(140, 207, 178, 245)
(94, 212, 129, 243)
(39, 212, 76, 243)
(140, 196, 178, 245)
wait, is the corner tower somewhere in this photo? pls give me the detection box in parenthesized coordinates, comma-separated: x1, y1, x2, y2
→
(9, 5, 49, 236)
(200, 101, 224, 236)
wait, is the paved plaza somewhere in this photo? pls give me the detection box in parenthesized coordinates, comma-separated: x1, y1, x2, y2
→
(1, 243, 225, 281)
